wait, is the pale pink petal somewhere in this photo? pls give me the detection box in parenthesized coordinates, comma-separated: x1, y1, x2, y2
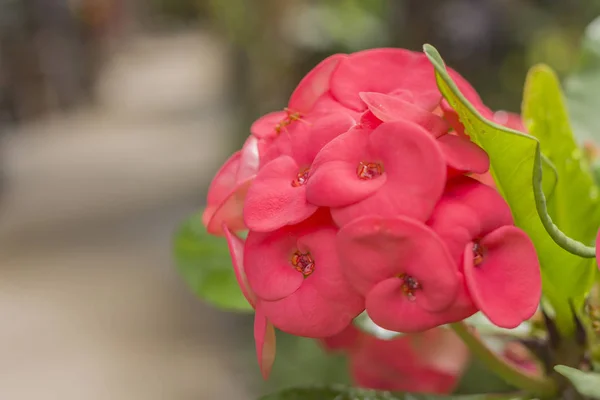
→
(237, 135, 261, 182)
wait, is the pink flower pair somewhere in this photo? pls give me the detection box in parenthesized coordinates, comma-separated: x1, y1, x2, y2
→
(337, 176, 541, 333)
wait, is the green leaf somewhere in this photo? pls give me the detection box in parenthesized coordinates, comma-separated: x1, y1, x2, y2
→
(172, 212, 252, 312)
(555, 365, 600, 399)
(565, 16, 600, 144)
(259, 385, 519, 400)
(523, 64, 600, 244)
(423, 44, 595, 334)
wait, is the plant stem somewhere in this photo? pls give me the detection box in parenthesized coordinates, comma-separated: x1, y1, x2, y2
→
(450, 321, 558, 398)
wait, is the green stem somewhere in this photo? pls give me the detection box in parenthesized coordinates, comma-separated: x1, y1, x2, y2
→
(450, 321, 558, 398)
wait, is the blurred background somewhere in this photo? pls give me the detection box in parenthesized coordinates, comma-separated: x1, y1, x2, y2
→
(1, 0, 600, 399)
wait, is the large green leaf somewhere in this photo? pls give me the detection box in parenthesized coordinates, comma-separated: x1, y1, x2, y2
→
(173, 212, 252, 312)
(565, 16, 600, 144)
(555, 365, 600, 399)
(423, 45, 595, 334)
(259, 386, 520, 400)
(523, 65, 600, 244)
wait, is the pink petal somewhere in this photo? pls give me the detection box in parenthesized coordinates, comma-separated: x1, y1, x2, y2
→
(337, 215, 459, 311)
(254, 305, 276, 379)
(437, 134, 490, 175)
(493, 111, 526, 132)
(205, 151, 242, 211)
(223, 224, 256, 308)
(306, 127, 387, 207)
(365, 279, 455, 332)
(251, 111, 288, 139)
(359, 110, 383, 130)
(203, 137, 260, 235)
(320, 324, 361, 353)
(311, 92, 361, 118)
(442, 70, 493, 137)
(204, 179, 252, 235)
(427, 176, 514, 263)
(332, 120, 446, 226)
(243, 155, 318, 232)
(463, 226, 542, 328)
(290, 111, 355, 165)
(244, 226, 305, 302)
(330, 48, 439, 111)
(288, 54, 347, 113)
(237, 135, 261, 182)
(359, 92, 449, 137)
(258, 223, 365, 337)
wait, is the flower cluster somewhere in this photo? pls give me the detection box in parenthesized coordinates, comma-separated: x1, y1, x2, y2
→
(203, 48, 542, 377)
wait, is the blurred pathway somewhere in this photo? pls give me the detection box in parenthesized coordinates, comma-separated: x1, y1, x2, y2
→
(0, 31, 256, 400)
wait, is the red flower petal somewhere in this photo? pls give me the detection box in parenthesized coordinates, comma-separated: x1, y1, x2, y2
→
(330, 48, 439, 111)
(332, 120, 446, 226)
(254, 304, 276, 379)
(251, 111, 288, 139)
(244, 155, 318, 232)
(289, 54, 347, 113)
(223, 224, 256, 308)
(306, 127, 387, 207)
(463, 226, 542, 328)
(437, 134, 490, 175)
(359, 92, 449, 137)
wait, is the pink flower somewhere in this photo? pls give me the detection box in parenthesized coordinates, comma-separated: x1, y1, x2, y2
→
(306, 120, 447, 227)
(349, 328, 469, 394)
(428, 177, 542, 328)
(202, 136, 260, 235)
(244, 210, 365, 337)
(243, 112, 355, 232)
(337, 215, 461, 332)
